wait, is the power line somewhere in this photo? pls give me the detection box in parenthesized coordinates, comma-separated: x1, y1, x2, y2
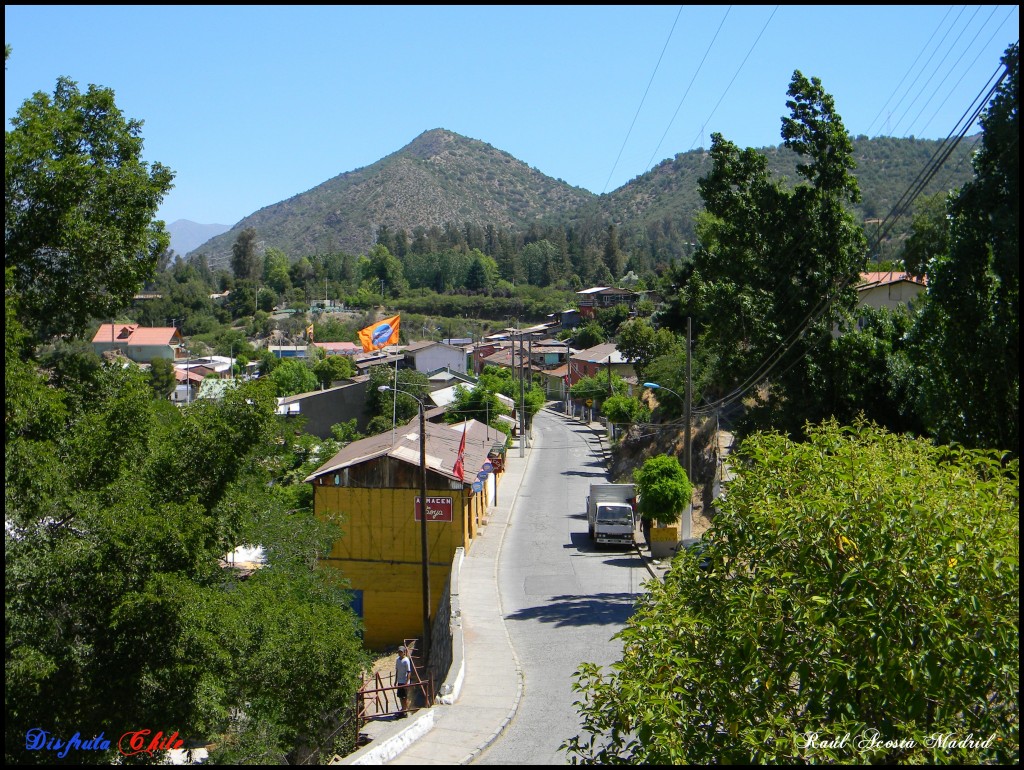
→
(864, 6, 956, 137)
(897, 5, 1000, 139)
(686, 5, 778, 153)
(887, 6, 981, 138)
(913, 7, 1018, 139)
(643, 6, 731, 174)
(689, 54, 1013, 418)
(601, 5, 684, 195)
(871, 6, 970, 137)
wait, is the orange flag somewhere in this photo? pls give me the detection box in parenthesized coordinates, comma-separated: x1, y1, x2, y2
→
(357, 315, 400, 352)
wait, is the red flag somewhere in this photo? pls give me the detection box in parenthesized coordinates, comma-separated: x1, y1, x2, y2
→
(453, 420, 467, 482)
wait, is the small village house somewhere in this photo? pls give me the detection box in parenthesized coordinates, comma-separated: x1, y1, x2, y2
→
(306, 418, 501, 649)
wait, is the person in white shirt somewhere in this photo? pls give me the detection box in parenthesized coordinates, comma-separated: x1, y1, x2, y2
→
(395, 645, 412, 716)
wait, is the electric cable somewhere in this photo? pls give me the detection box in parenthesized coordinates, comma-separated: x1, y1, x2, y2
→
(686, 6, 779, 153)
(601, 5, 684, 195)
(643, 6, 731, 174)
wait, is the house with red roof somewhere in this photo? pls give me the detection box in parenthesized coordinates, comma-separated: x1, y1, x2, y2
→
(91, 324, 184, 364)
(856, 271, 927, 313)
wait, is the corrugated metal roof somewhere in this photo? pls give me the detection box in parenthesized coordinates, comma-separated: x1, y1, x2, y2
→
(305, 418, 494, 484)
(858, 271, 927, 290)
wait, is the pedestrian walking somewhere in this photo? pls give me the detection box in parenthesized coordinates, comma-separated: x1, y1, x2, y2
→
(395, 645, 412, 717)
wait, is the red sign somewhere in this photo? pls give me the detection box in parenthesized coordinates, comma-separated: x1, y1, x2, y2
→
(415, 496, 453, 522)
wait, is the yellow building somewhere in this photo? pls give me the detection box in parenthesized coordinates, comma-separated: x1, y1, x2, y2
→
(306, 418, 500, 650)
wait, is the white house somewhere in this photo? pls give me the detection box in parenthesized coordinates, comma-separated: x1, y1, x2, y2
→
(403, 341, 468, 375)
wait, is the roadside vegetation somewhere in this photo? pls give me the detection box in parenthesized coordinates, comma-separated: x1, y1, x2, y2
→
(4, 38, 1017, 765)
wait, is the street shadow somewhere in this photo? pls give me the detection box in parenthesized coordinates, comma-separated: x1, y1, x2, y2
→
(560, 469, 607, 478)
(504, 591, 639, 628)
(600, 555, 648, 569)
(564, 532, 637, 558)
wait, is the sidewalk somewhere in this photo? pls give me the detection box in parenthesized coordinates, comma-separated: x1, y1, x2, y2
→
(339, 412, 669, 765)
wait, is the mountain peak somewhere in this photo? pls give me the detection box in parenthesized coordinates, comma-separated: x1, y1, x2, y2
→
(399, 128, 477, 160)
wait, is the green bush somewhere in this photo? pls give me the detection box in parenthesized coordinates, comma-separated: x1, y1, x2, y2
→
(565, 420, 1019, 764)
(633, 454, 691, 526)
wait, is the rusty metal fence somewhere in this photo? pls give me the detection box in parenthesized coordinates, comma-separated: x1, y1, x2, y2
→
(354, 639, 433, 743)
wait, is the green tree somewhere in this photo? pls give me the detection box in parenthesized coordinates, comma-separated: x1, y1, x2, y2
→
(686, 71, 866, 437)
(476, 365, 545, 423)
(594, 303, 631, 338)
(263, 247, 292, 294)
(365, 364, 428, 425)
(601, 393, 650, 427)
(313, 354, 355, 388)
(330, 418, 363, 445)
(900, 192, 950, 278)
(5, 77, 175, 340)
(602, 224, 625, 278)
(269, 358, 318, 397)
(465, 251, 500, 293)
(569, 372, 626, 412)
(361, 244, 407, 297)
(445, 383, 507, 428)
(565, 420, 1018, 764)
(148, 355, 177, 398)
(902, 43, 1019, 453)
(231, 227, 261, 281)
(5, 346, 370, 764)
(615, 318, 680, 382)
(573, 321, 606, 350)
(632, 454, 691, 526)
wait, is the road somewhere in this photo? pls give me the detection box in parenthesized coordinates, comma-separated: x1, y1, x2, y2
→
(474, 408, 650, 765)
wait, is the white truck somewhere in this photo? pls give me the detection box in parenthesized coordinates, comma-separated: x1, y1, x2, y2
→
(587, 483, 637, 547)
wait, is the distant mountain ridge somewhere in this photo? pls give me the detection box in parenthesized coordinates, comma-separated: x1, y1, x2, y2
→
(190, 129, 596, 268)
(167, 219, 231, 258)
(187, 128, 979, 267)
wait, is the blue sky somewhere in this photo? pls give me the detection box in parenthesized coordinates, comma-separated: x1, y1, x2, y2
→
(5, 5, 1019, 228)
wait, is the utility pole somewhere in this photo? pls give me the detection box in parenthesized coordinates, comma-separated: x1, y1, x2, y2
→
(518, 330, 525, 458)
(685, 316, 692, 482)
(527, 336, 533, 446)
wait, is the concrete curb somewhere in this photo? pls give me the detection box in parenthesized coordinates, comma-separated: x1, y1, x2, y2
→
(455, 437, 529, 764)
(344, 709, 436, 765)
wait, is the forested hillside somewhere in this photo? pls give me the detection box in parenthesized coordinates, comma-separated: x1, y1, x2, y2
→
(189, 129, 979, 274)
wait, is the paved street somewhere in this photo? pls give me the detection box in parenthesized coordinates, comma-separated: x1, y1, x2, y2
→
(474, 409, 651, 765)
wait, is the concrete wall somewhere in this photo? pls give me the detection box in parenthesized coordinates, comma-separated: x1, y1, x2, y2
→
(283, 379, 370, 438)
(410, 346, 467, 375)
(858, 281, 925, 313)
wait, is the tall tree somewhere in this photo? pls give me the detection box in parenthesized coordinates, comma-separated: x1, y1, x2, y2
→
(902, 43, 1019, 453)
(686, 71, 866, 437)
(5, 315, 369, 764)
(230, 227, 261, 281)
(5, 77, 175, 340)
(602, 224, 625, 278)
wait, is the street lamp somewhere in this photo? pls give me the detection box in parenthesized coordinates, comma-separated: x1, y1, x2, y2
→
(378, 385, 431, 661)
(643, 380, 691, 480)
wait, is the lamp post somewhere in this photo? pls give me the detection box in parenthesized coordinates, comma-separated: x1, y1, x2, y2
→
(643, 381, 688, 472)
(378, 385, 431, 661)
